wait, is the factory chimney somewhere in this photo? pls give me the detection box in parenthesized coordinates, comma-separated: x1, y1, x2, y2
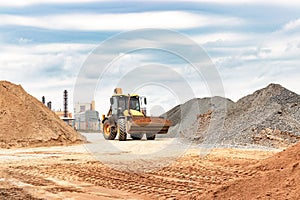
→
(47, 101, 52, 110)
(63, 90, 68, 118)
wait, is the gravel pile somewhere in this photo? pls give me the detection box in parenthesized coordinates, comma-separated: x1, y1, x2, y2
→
(160, 96, 233, 139)
(220, 83, 300, 148)
(163, 83, 300, 148)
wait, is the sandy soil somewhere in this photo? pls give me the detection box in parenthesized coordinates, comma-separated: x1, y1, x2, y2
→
(0, 133, 279, 200)
(0, 81, 84, 148)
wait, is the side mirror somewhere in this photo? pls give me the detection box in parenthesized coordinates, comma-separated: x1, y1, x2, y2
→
(144, 98, 147, 105)
(110, 97, 113, 105)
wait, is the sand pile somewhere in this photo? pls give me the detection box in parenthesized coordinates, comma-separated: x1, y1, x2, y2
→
(163, 83, 300, 148)
(209, 141, 300, 199)
(0, 81, 85, 148)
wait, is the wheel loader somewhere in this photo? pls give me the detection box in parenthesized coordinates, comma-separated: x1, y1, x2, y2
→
(101, 88, 172, 141)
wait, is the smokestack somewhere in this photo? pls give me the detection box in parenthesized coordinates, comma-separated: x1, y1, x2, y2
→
(47, 101, 52, 110)
(42, 96, 45, 104)
(63, 90, 68, 118)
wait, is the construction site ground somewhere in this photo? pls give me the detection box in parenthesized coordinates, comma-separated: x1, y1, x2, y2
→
(0, 133, 280, 200)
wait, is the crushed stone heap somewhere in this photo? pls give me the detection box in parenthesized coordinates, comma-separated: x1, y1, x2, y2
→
(163, 83, 300, 148)
(0, 81, 85, 148)
(219, 83, 300, 148)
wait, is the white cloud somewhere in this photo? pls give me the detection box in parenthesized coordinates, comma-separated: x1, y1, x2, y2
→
(192, 32, 258, 46)
(257, 30, 300, 60)
(0, 42, 96, 109)
(282, 18, 300, 32)
(0, 43, 95, 78)
(0, 43, 95, 54)
(213, 46, 300, 102)
(0, 0, 109, 7)
(0, 12, 242, 31)
(1, 17, 299, 113)
(191, 20, 300, 102)
(187, 0, 300, 6)
(198, 19, 300, 65)
(220, 60, 300, 102)
(1, 0, 300, 7)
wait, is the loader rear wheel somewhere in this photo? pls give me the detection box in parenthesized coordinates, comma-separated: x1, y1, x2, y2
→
(118, 118, 127, 141)
(103, 120, 117, 140)
(131, 134, 143, 140)
(146, 133, 156, 140)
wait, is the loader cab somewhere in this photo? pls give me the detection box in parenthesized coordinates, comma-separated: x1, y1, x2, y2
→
(110, 95, 143, 116)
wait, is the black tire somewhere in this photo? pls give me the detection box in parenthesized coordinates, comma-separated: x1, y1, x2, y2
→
(131, 134, 143, 140)
(118, 118, 127, 141)
(103, 120, 117, 140)
(146, 133, 156, 140)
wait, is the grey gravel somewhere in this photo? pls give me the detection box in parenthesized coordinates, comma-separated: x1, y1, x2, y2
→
(162, 83, 300, 148)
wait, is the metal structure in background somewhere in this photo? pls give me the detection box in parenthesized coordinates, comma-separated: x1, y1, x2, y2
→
(63, 90, 68, 118)
(47, 101, 52, 110)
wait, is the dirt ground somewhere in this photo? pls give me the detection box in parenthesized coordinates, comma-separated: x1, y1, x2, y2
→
(0, 134, 279, 200)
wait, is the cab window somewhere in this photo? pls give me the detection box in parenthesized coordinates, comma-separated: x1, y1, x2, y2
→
(111, 96, 118, 115)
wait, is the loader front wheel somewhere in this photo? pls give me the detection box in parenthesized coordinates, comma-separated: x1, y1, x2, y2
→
(146, 133, 156, 140)
(103, 120, 117, 140)
(118, 118, 127, 141)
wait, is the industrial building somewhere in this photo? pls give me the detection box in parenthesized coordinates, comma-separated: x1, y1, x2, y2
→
(74, 101, 100, 131)
(43, 91, 99, 131)
(74, 110, 99, 131)
(74, 100, 95, 114)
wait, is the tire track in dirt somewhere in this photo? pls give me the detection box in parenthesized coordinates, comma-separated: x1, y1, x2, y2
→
(3, 153, 260, 199)
(1, 147, 274, 199)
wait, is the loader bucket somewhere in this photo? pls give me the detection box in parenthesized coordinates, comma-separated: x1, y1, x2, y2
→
(127, 116, 172, 134)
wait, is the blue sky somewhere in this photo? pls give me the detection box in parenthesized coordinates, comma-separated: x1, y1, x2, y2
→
(1, 0, 300, 114)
